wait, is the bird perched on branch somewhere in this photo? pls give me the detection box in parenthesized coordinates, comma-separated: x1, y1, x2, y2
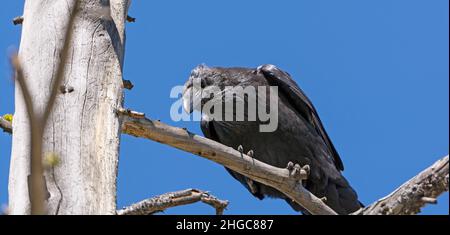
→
(182, 64, 362, 214)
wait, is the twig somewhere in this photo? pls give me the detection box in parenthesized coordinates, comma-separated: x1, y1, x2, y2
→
(10, 0, 80, 215)
(420, 197, 438, 204)
(126, 15, 136, 23)
(123, 79, 134, 90)
(0, 117, 12, 134)
(120, 111, 337, 215)
(354, 155, 449, 215)
(117, 189, 229, 215)
(13, 16, 24, 25)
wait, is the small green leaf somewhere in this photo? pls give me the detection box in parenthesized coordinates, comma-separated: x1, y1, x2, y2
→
(2, 114, 13, 123)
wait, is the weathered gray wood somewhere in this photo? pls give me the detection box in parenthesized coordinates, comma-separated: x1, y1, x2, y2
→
(353, 155, 449, 215)
(117, 189, 229, 215)
(9, 0, 130, 215)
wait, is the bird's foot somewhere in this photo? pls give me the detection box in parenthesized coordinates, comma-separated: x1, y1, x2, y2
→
(286, 162, 309, 182)
(237, 145, 255, 161)
(237, 145, 256, 170)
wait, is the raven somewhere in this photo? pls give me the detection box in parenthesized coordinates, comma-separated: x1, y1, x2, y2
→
(182, 64, 361, 214)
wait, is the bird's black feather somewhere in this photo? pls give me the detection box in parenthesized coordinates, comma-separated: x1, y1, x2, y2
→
(187, 64, 362, 214)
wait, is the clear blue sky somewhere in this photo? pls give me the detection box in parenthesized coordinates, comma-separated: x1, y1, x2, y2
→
(0, 0, 448, 215)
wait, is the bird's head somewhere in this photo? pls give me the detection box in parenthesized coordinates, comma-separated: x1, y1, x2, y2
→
(182, 64, 261, 114)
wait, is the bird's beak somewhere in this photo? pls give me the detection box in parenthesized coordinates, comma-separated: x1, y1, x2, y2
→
(182, 64, 211, 114)
(182, 85, 194, 114)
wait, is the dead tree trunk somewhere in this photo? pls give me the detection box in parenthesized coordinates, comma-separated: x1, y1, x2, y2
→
(9, 0, 130, 215)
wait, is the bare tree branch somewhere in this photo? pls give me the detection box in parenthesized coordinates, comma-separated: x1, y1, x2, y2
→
(0, 117, 12, 134)
(120, 111, 338, 215)
(117, 189, 229, 215)
(354, 155, 449, 215)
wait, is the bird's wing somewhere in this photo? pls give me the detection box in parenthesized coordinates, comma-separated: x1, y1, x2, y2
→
(200, 118, 219, 142)
(200, 118, 265, 199)
(258, 64, 344, 171)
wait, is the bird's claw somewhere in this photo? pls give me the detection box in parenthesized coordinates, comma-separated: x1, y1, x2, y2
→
(292, 164, 303, 181)
(237, 145, 244, 153)
(237, 146, 256, 168)
(286, 162, 309, 182)
(302, 165, 311, 177)
(286, 162, 295, 171)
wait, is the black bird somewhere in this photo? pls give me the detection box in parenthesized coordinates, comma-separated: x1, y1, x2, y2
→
(182, 64, 362, 214)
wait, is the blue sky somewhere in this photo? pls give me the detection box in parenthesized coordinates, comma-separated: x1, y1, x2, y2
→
(0, 0, 448, 215)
